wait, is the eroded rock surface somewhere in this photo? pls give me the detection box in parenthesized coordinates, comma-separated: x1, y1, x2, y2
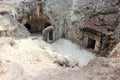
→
(0, 15, 30, 38)
(44, 0, 119, 41)
(43, 0, 120, 55)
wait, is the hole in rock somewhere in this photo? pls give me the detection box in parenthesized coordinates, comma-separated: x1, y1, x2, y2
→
(87, 38, 96, 49)
(49, 30, 53, 41)
(24, 22, 31, 32)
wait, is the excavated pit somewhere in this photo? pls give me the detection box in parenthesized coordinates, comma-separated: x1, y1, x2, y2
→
(1, 0, 120, 80)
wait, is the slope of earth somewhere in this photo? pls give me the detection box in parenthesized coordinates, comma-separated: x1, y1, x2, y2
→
(0, 13, 93, 80)
(34, 42, 120, 80)
(34, 57, 120, 80)
(0, 34, 94, 80)
(34, 43, 120, 80)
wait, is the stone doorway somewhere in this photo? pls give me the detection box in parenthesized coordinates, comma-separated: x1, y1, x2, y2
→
(48, 30, 53, 41)
(83, 32, 101, 53)
(43, 26, 55, 43)
(87, 38, 96, 49)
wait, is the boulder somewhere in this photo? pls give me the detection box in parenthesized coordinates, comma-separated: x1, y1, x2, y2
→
(0, 15, 30, 39)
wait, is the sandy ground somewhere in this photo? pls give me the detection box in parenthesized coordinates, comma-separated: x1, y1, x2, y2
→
(0, 34, 94, 80)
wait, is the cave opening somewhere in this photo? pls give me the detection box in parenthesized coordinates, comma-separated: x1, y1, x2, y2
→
(24, 22, 31, 32)
(42, 26, 54, 43)
(49, 30, 53, 41)
(45, 22, 51, 29)
(87, 38, 96, 49)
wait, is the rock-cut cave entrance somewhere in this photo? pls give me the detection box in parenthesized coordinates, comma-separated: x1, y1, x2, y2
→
(45, 22, 51, 29)
(43, 26, 54, 43)
(87, 38, 96, 49)
(24, 22, 31, 32)
(48, 30, 53, 41)
(20, 12, 55, 43)
(20, 12, 52, 33)
(83, 32, 101, 53)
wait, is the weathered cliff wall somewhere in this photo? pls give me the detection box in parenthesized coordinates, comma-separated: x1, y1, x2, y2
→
(44, 0, 120, 44)
(4, 0, 120, 54)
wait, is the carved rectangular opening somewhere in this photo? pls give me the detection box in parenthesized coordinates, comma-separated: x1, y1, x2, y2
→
(87, 38, 96, 49)
(48, 30, 53, 41)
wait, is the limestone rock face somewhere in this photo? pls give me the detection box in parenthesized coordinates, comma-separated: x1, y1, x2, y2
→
(44, 0, 120, 44)
(0, 15, 30, 39)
